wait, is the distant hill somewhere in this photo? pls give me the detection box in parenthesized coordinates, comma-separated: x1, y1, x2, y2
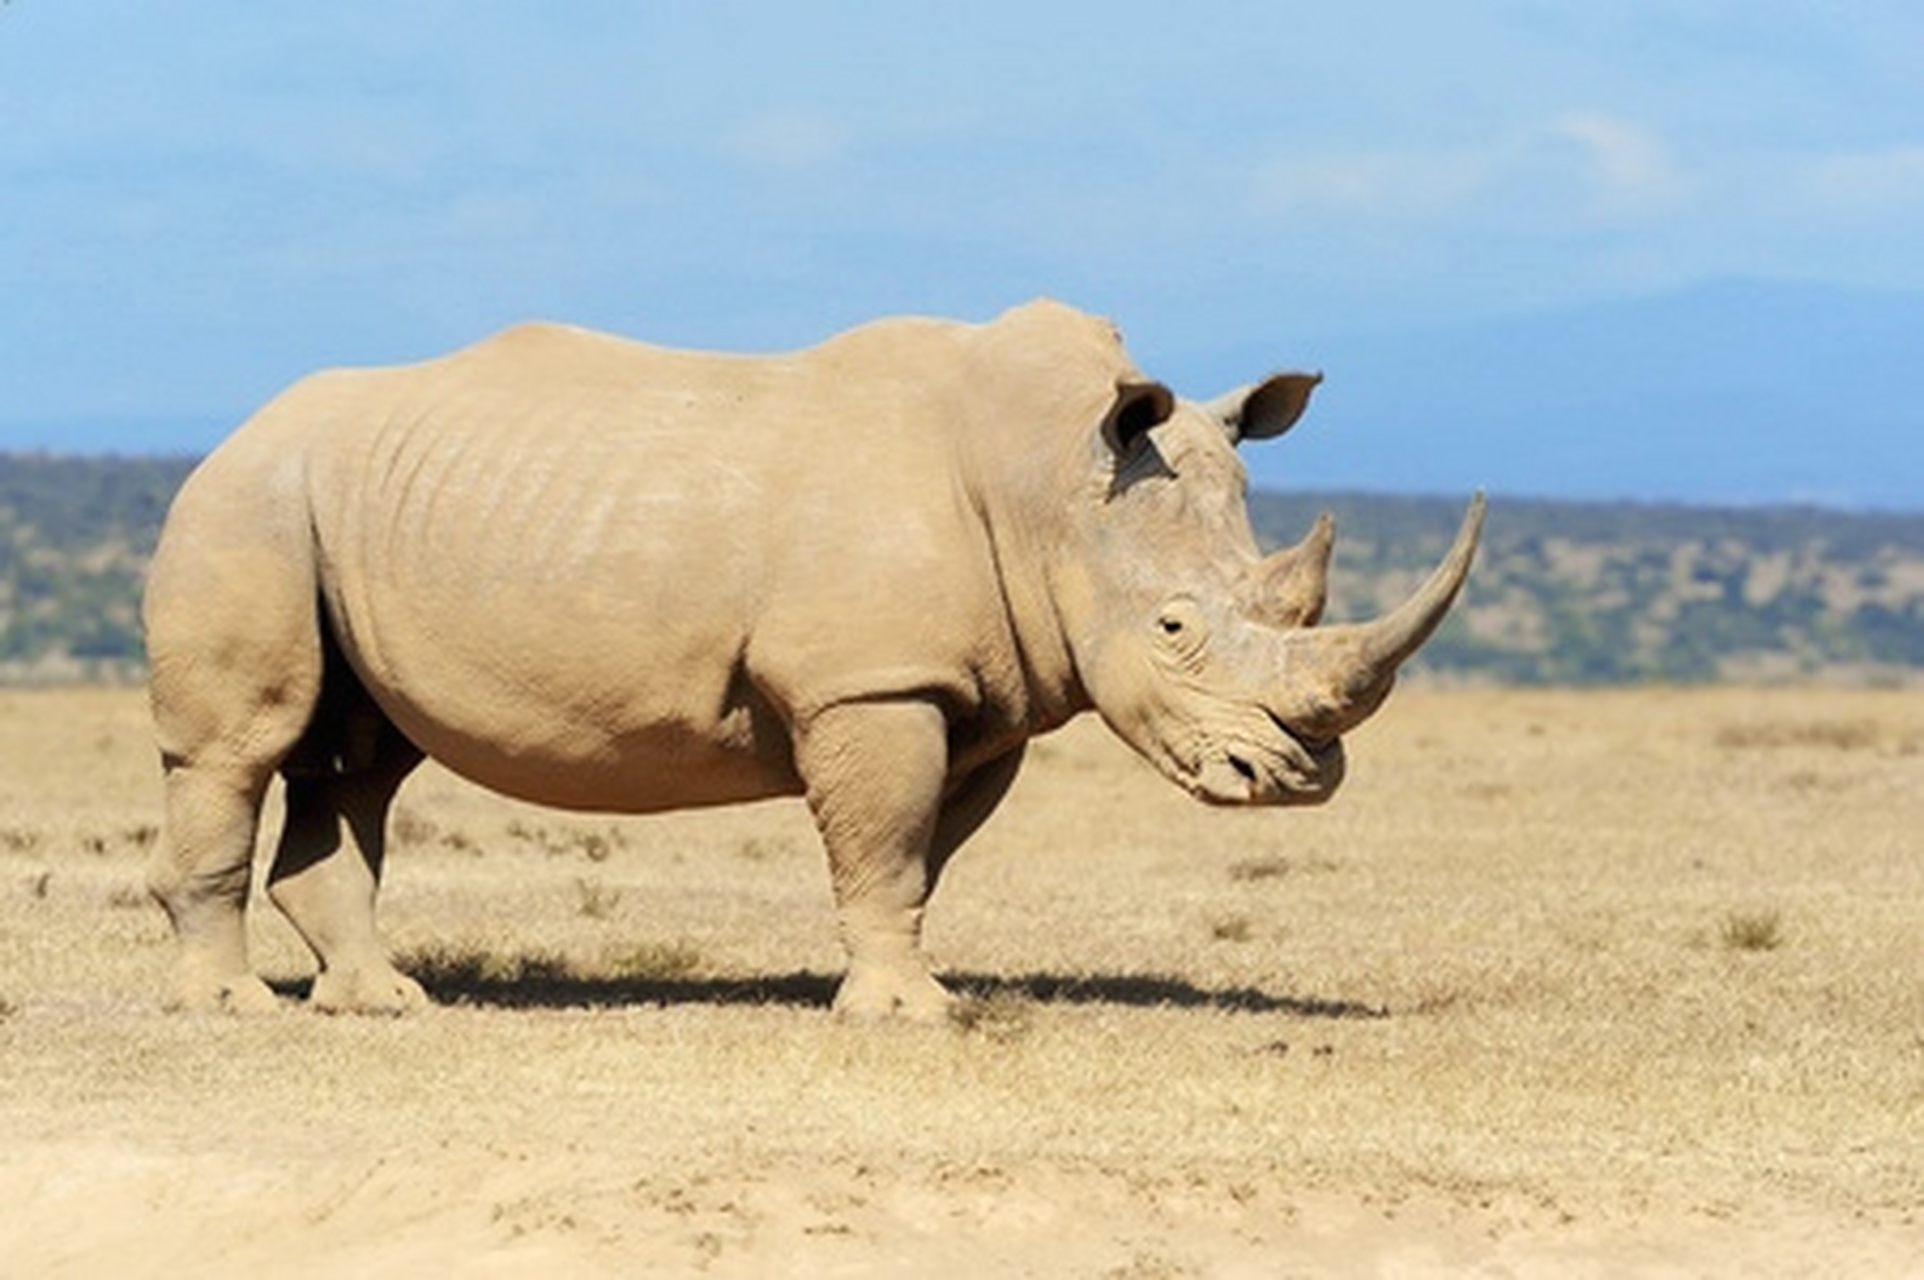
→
(0, 455, 195, 682)
(2, 453, 1921, 686)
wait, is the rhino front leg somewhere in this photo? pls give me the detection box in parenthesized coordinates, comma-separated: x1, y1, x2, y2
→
(795, 698, 954, 1022)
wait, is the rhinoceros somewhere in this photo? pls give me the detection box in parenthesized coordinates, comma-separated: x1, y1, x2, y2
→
(143, 299, 1482, 1020)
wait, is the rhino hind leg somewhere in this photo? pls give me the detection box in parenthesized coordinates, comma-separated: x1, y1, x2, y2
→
(796, 698, 959, 1022)
(152, 763, 288, 1015)
(147, 605, 326, 1014)
(265, 642, 429, 1015)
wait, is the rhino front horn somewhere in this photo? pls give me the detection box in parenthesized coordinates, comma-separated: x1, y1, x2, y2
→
(1273, 493, 1486, 742)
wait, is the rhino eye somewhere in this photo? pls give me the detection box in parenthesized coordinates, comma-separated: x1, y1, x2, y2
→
(1154, 603, 1209, 663)
(1155, 602, 1203, 640)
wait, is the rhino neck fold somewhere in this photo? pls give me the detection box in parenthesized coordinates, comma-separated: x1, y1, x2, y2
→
(966, 486, 1093, 738)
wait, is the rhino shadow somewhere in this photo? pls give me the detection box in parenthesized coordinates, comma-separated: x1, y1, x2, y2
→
(272, 964, 1388, 1019)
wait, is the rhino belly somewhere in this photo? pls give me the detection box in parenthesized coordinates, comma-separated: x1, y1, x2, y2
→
(389, 696, 802, 815)
(322, 566, 800, 814)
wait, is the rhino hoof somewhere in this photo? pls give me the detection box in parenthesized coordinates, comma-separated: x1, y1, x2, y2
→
(832, 966, 957, 1024)
(310, 963, 431, 1016)
(166, 970, 283, 1017)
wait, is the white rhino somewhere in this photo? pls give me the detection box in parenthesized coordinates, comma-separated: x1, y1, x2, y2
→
(144, 299, 1482, 1020)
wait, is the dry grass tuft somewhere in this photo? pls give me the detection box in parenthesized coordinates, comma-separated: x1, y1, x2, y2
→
(398, 938, 578, 988)
(1713, 718, 1882, 751)
(1226, 853, 1338, 882)
(1, 826, 43, 854)
(390, 805, 440, 848)
(573, 876, 623, 919)
(948, 990, 1035, 1044)
(507, 819, 627, 862)
(572, 831, 617, 863)
(602, 941, 705, 982)
(1226, 855, 1290, 882)
(736, 834, 801, 862)
(104, 881, 148, 910)
(393, 935, 709, 1005)
(1720, 908, 1787, 953)
(1208, 914, 1256, 943)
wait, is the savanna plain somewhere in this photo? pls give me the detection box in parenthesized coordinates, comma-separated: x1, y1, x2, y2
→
(1, 685, 1920, 1277)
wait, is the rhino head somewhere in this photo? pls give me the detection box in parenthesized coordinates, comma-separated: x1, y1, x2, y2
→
(1060, 372, 1483, 807)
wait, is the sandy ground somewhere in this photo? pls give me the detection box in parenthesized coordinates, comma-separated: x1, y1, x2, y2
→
(6, 1140, 1915, 1278)
(2, 686, 1921, 1277)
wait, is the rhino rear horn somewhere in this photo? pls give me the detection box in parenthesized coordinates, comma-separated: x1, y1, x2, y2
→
(1249, 511, 1335, 628)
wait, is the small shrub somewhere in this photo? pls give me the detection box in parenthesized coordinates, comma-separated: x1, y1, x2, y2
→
(1721, 909, 1786, 953)
(26, 869, 51, 900)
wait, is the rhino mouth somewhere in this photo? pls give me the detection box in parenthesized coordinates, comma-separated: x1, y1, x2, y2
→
(1195, 712, 1346, 806)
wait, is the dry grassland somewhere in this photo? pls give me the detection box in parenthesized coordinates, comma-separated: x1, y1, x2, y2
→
(1, 686, 1920, 1276)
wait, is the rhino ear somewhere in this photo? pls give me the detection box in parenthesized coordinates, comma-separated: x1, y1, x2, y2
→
(1100, 379, 1177, 459)
(1206, 372, 1323, 443)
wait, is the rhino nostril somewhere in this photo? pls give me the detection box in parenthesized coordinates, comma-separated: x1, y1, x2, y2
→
(1265, 708, 1334, 752)
(1227, 754, 1257, 784)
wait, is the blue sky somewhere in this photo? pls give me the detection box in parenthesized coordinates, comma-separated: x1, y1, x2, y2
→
(2, 3, 1920, 506)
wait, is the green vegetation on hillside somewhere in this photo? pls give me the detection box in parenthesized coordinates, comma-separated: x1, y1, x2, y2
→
(1, 454, 1920, 686)
(1251, 492, 1924, 685)
(0, 455, 196, 682)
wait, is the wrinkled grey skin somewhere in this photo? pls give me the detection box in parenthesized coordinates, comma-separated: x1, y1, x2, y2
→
(143, 300, 1482, 1020)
